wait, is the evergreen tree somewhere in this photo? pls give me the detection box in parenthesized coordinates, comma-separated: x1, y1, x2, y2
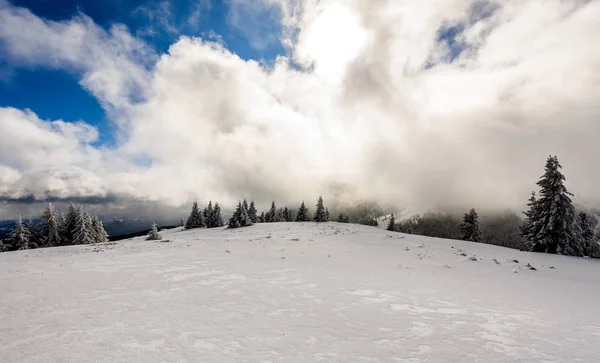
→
(73, 207, 93, 245)
(63, 202, 79, 245)
(147, 221, 162, 240)
(344, 215, 350, 223)
(11, 216, 30, 250)
(212, 203, 224, 227)
(41, 202, 61, 247)
(296, 201, 310, 222)
(458, 208, 481, 242)
(205, 201, 214, 227)
(525, 156, 581, 255)
(268, 201, 277, 223)
(575, 212, 598, 257)
(248, 201, 258, 223)
(338, 213, 344, 223)
(387, 214, 396, 231)
(228, 201, 253, 229)
(314, 196, 328, 222)
(26, 218, 40, 247)
(520, 191, 541, 251)
(259, 212, 266, 223)
(275, 208, 284, 222)
(243, 200, 249, 214)
(93, 215, 109, 243)
(185, 202, 205, 229)
(178, 218, 185, 227)
(325, 207, 330, 222)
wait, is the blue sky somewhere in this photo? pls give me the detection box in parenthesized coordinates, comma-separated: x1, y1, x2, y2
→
(0, 0, 286, 146)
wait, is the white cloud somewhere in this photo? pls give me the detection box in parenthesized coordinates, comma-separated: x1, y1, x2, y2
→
(1, 0, 600, 215)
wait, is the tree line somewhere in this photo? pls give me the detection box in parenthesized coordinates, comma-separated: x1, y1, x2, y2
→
(0, 202, 109, 252)
(181, 196, 336, 231)
(386, 156, 600, 258)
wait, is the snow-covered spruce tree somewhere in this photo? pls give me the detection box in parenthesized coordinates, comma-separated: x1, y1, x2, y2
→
(205, 201, 214, 227)
(41, 202, 62, 247)
(344, 215, 350, 223)
(575, 211, 598, 257)
(314, 196, 328, 222)
(458, 208, 482, 242)
(228, 201, 253, 229)
(325, 207, 330, 222)
(212, 203, 224, 227)
(520, 191, 541, 251)
(338, 213, 344, 223)
(11, 216, 31, 250)
(26, 218, 40, 247)
(243, 200, 249, 214)
(147, 221, 162, 240)
(526, 156, 581, 255)
(62, 202, 79, 245)
(185, 202, 205, 229)
(92, 215, 108, 243)
(387, 214, 396, 231)
(248, 201, 258, 224)
(296, 201, 310, 222)
(275, 208, 284, 222)
(267, 201, 277, 223)
(73, 208, 94, 245)
(259, 212, 266, 223)
(178, 218, 185, 227)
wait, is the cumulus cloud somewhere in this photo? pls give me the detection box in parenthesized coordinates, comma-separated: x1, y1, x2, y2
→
(1, 0, 600, 218)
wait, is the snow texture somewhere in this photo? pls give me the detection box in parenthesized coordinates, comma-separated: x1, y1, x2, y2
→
(1, 222, 599, 362)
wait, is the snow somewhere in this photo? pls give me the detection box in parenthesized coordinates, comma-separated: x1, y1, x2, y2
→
(1, 222, 599, 362)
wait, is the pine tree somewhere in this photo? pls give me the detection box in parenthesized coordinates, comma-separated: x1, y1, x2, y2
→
(248, 201, 258, 223)
(73, 207, 93, 245)
(525, 156, 581, 255)
(268, 201, 277, 223)
(243, 200, 249, 214)
(93, 215, 109, 243)
(344, 215, 350, 223)
(338, 213, 344, 223)
(520, 191, 541, 251)
(458, 208, 481, 242)
(11, 216, 30, 250)
(212, 203, 224, 227)
(259, 212, 266, 223)
(205, 201, 214, 227)
(575, 212, 598, 257)
(314, 196, 327, 222)
(387, 213, 396, 231)
(296, 201, 310, 222)
(26, 218, 40, 247)
(178, 218, 184, 227)
(41, 202, 61, 247)
(63, 202, 79, 245)
(228, 201, 254, 229)
(275, 208, 284, 222)
(147, 221, 162, 240)
(185, 202, 205, 229)
(325, 207, 330, 222)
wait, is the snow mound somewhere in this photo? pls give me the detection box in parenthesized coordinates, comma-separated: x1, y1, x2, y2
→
(1, 222, 599, 362)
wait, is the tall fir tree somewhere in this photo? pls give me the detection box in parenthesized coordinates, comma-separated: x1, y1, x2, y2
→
(205, 201, 214, 227)
(524, 156, 581, 255)
(185, 202, 205, 229)
(259, 212, 266, 223)
(296, 201, 310, 222)
(147, 221, 162, 240)
(73, 207, 93, 245)
(248, 201, 258, 223)
(212, 203, 224, 227)
(228, 201, 253, 228)
(325, 207, 330, 222)
(387, 214, 396, 231)
(63, 202, 79, 245)
(11, 216, 30, 250)
(314, 196, 327, 222)
(41, 202, 61, 247)
(520, 191, 540, 250)
(93, 215, 109, 243)
(338, 213, 345, 223)
(575, 211, 598, 257)
(458, 208, 481, 242)
(268, 201, 277, 223)
(26, 218, 39, 247)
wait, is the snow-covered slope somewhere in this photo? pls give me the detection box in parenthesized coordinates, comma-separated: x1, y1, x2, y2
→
(1, 222, 599, 362)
